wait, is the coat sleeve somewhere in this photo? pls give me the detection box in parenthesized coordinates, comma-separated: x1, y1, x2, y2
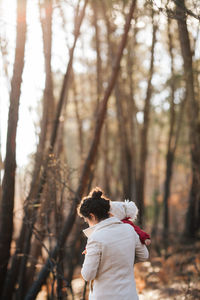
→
(81, 238, 101, 282)
(134, 233, 149, 263)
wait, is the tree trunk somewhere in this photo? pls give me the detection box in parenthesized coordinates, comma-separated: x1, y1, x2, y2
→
(0, 0, 27, 292)
(163, 17, 176, 244)
(126, 34, 138, 201)
(176, 0, 200, 238)
(92, 0, 102, 110)
(115, 81, 133, 199)
(0, 141, 3, 201)
(72, 71, 84, 156)
(136, 13, 157, 226)
(15, 2, 54, 298)
(25, 2, 136, 298)
(39, 0, 55, 149)
(103, 122, 111, 195)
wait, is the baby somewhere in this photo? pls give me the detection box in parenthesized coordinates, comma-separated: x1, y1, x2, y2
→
(109, 200, 151, 246)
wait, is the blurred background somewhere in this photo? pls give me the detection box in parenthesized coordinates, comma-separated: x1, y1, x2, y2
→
(0, 0, 199, 299)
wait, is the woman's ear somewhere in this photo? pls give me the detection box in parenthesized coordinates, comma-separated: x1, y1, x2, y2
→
(89, 213, 96, 220)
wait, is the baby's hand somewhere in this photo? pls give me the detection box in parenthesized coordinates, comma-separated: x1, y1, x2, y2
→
(145, 239, 151, 246)
(82, 249, 87, 255)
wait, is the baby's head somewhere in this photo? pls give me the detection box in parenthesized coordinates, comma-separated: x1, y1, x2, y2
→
(109, 200, 138, 221)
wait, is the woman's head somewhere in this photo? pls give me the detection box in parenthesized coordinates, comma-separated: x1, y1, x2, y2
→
(78, 187, 110, 226)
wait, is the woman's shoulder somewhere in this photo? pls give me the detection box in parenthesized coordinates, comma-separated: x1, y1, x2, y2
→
(90, 219, 137, 244)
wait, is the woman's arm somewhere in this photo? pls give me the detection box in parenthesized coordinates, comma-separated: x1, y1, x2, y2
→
(134, 234, 149, 263)
(81, 239, 101, 282)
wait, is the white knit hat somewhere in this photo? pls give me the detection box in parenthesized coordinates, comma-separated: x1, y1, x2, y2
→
(109, 200, 138, 221)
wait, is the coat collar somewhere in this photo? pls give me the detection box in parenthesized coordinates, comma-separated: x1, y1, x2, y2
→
(83, 216, 122, 238)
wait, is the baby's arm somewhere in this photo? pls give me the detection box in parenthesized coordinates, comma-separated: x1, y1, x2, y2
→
(122, 218, 151, 245)
(132, 223, 151, 245)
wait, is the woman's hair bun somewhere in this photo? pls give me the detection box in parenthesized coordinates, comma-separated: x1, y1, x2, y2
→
(91, 189, 103, 199)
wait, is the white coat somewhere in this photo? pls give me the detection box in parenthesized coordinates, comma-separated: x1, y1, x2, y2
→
(81, 217, 149, 300)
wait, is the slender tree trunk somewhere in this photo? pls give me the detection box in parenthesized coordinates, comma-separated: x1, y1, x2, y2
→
(25, 2, 136, 298)
(163, 18, 176, 243)
(103, 122, 111, 195)
(163, 95, 186, 246)
(163, 17, 186, 245)
(176, 0, 200, 237)
(55, 190, 65, 300)
(92, 0, 102, 109)
(0, 140, 2, 200)
(136, 13, 157, 225)
(15, 3, 54, 299)
(151, 127, 162, 238)
(127, 38, 138, 201)
(101, 0, 114, 196)
(39, 0, 55, 149)
(0, 0, 27, 292)
(15, 0, 87, 291)
(115, 81, 133, 199)
(72, 71, 84, 156)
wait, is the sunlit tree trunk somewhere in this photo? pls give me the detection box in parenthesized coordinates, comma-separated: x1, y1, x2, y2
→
(151, 129, 162, 246)
(39, 0, 55, 149)
(15, 2, 55, 298)
(17, 0, 87, 294)
(103, 122, 111, 195)
(92, 0, 102, 109)
(25, 2, 136, 298)
(163, 17, 186, 248)
(0, 141, 2, 200)
(0, 0, 27, 293)
(136, 12, 157, 225)
(163, 18, 176, 244)
(72, 71, 84, 156)
(127, 35, 138, 201)
(176, 0, 200, 238)
(101, 0, 114, 196)
(115, 81, 133, 199)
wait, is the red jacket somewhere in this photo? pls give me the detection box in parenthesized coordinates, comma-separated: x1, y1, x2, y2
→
(122, 217, 150, 244)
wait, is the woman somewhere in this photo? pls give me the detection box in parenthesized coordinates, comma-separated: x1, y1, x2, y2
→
(78, 187, 149, 300)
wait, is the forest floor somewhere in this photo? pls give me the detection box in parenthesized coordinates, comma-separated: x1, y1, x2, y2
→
(69, 239, 200, 300)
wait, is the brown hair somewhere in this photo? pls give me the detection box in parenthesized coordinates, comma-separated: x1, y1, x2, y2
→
(77, 187, 110, 221)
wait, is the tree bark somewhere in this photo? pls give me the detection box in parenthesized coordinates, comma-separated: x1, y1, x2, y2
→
(103, 122, 111, 195)
(72, 71, 84, 156)
(15, 0, 88, 292)
(176, 0, 200, 238)
(163, 17, 176, 244)
(126, 34, 138, 201)
(15, 2, 54, 298)
(136, 12, 157, 225)
(115, 81, 133, 199)
(92, 0, 102, 110)
(0, 0, 27, 292)
(0, 141, 3, 201)
(25, 2, 136, 298)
